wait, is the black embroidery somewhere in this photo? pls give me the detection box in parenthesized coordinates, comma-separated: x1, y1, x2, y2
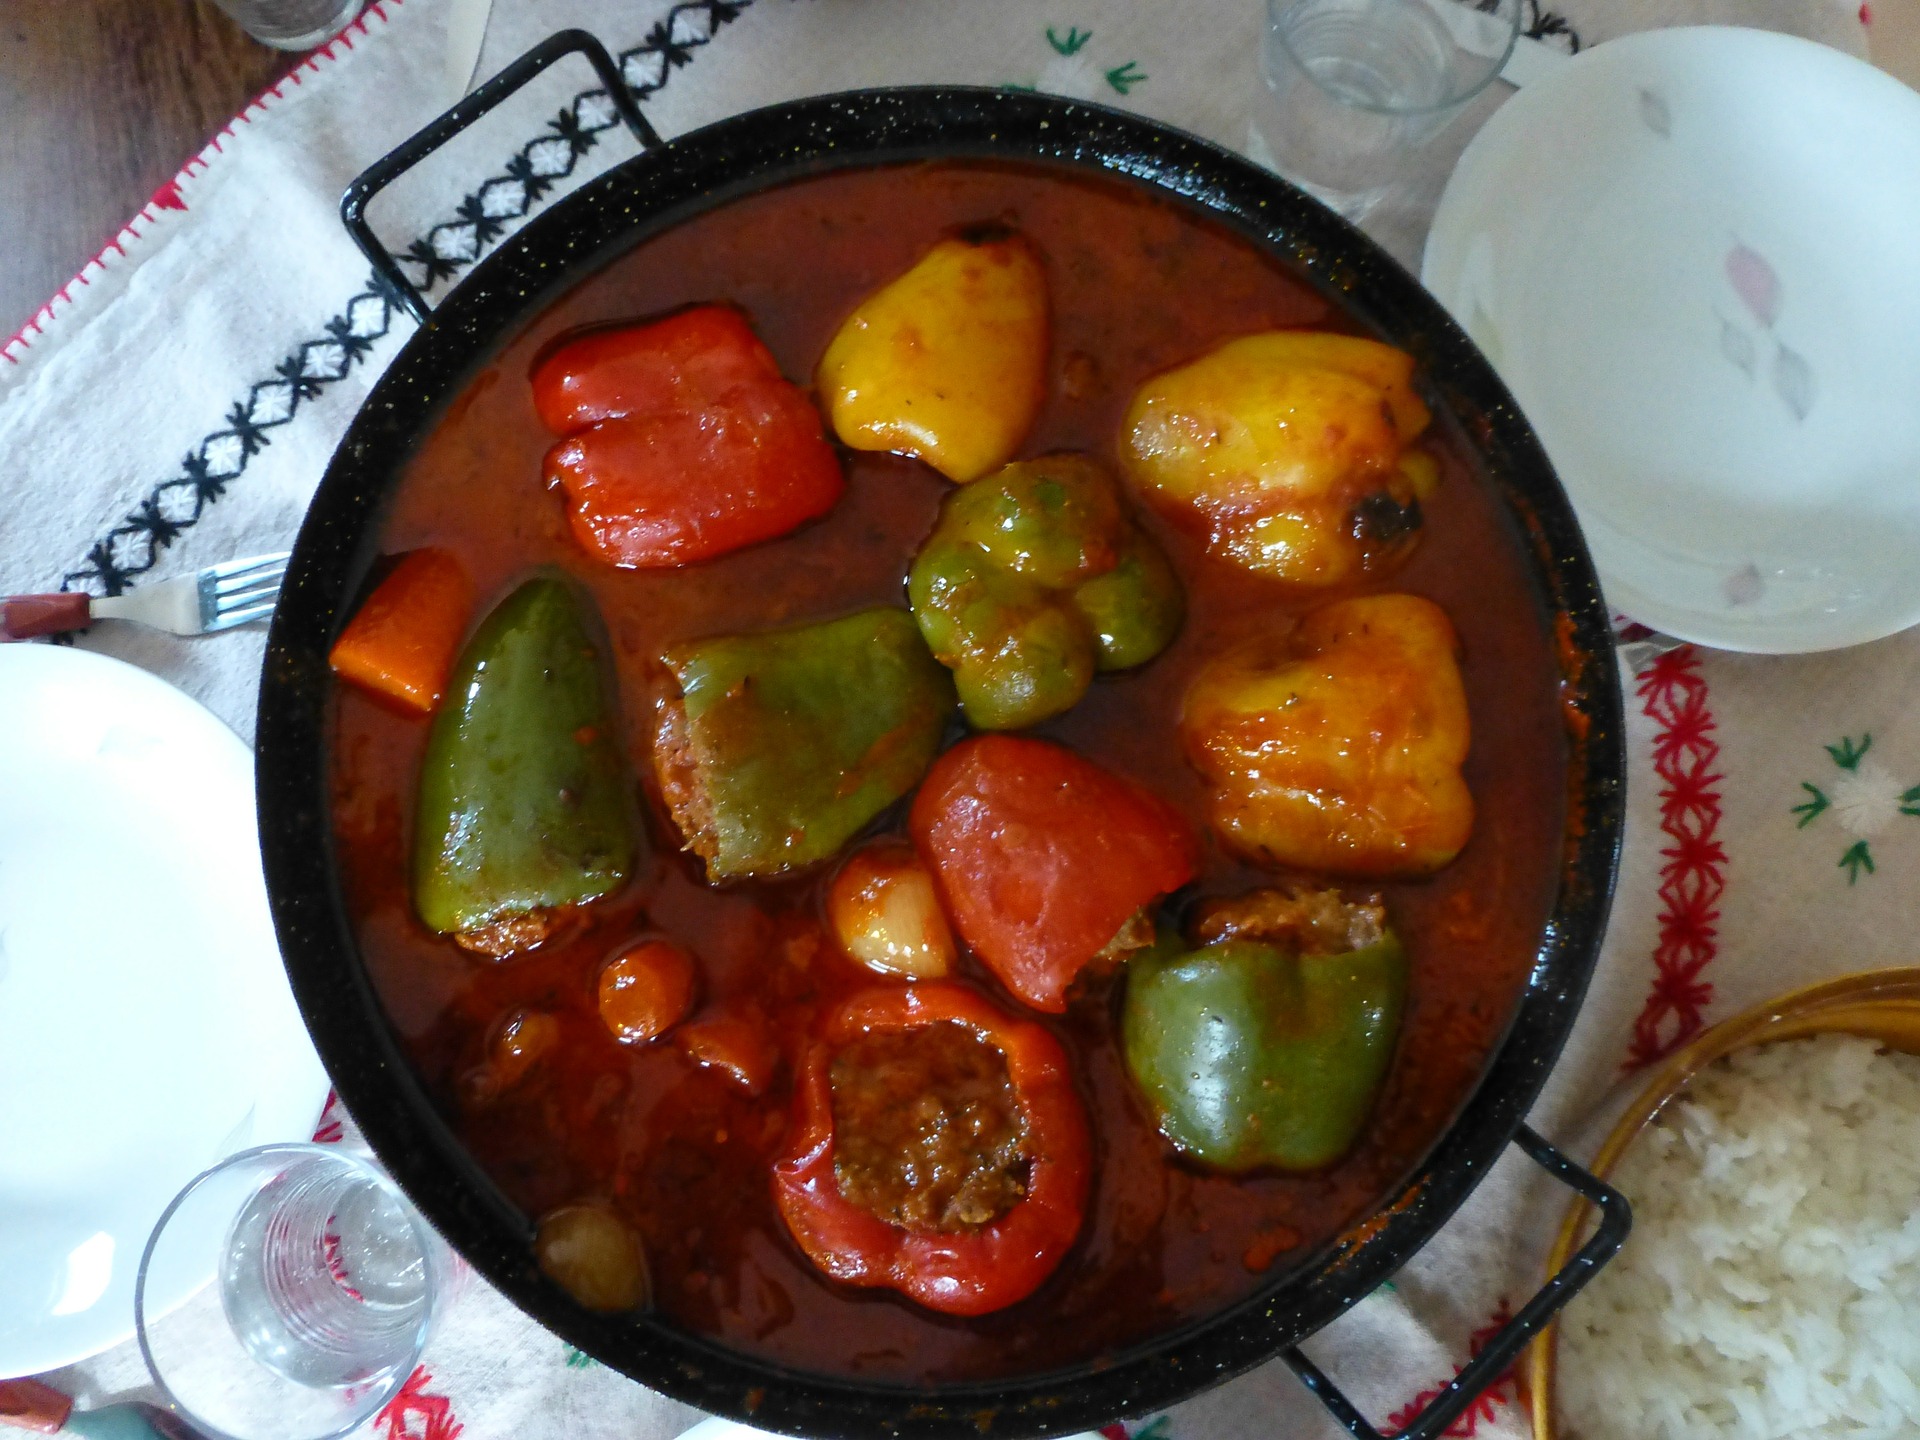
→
(61, 0, 754, 598)
(59, 0, 1582, 599)
(1470, 0, 1582, 53)
(1523, 0, 1581, 51)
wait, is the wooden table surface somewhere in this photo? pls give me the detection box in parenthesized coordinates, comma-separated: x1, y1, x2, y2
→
(0, 3, 292, 344)
(4, 2, 1919, 349)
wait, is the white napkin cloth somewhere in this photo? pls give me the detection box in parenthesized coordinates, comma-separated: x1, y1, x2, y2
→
(9, 2, 1907, 1438)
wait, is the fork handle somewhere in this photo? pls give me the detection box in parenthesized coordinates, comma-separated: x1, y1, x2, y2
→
(2, 592, 91, 640)
(0, 1375, 72, 1431)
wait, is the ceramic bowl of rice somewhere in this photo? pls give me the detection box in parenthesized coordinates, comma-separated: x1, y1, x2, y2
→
(1532, 968, 1920, 1440)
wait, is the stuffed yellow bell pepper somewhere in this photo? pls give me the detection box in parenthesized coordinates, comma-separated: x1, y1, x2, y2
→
(1178, 592, 1472, 876)
(816, 228, 1049, 483)
(1120, 331, 1436, 586)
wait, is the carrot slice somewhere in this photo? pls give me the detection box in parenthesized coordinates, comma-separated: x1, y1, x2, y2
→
(677, 1016, 776, 1095)
(598, 938, 697, 1045)
(328, 549, 474, 714)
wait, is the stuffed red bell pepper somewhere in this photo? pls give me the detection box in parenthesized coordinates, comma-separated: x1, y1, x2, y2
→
(909, 735, 1198, 1012)
(771, 982, 1090, 1316)
(533, 305, 844, 568)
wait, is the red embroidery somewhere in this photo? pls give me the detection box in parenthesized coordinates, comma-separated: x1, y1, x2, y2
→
(1384, 1300, 1515, 1437)
(1627, 646, 1725, 1068)
(312, 1088, 344, 1144)
(1098, 1427, 1128, 1440)
(1861, 2, 1873, 24)
(378, 1366, 462, 1440)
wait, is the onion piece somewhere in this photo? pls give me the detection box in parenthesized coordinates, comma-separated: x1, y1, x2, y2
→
(535, 1203, 650, 1312)
(828, 841, 955, 980)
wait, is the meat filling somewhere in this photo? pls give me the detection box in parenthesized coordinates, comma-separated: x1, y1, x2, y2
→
(456, 908, 561, 958)
(1190, 885, 1386, 956)
(650, 689, 719, 865)
(830, 1021, 1030, 1232)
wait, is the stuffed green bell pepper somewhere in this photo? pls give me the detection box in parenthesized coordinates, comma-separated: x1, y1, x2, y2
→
(652, 606, 957, 881)
(1123, 888, 1406, 1173)
(908, 453, 1182, 730)
(414, 575, 637, 957)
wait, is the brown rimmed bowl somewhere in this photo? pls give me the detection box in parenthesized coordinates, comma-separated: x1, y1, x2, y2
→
(1529, 966, 1920, 1440)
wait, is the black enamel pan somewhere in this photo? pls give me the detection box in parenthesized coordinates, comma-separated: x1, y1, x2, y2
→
(256, 29, 1629, 1440)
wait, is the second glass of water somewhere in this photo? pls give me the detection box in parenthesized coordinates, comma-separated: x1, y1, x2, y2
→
(136, 1144, 441, 1440)
(1256, 0, 1522, 217)
(206, 0, 364, 50)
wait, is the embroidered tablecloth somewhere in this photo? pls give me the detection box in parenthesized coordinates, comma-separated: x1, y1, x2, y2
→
(5, 2, 1914, 1437)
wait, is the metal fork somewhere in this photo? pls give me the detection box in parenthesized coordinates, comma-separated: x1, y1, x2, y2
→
(1, 552, 290, 641)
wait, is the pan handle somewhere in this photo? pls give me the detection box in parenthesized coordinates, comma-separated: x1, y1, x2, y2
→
(1282, 1124, 1631, 1440)
(340, 28, 659, 324)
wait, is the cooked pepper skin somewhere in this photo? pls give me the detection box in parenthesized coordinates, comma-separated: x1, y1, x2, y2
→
(908, 455, 1183, 730)
(414, 576, 636, 940)
(1123, 932, 1407, 1172)
(772, 982, 1091, 1316)
(532, 306, 782, 432)
(1071, 533, 1184, 672)
(534, 306, 844, 569)
(1120, 331, 1433, 586)
(1180, 593, 1472, 877)
(910, 735, 1198, 1012)
(659, 607, 957, 880)
(816, 231, 1049, 483)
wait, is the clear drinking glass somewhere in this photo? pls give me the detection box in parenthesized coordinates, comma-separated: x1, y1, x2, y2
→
(206, 0, 364, 51)
(135, 1144, 442, 1440)
(1255, 0, 1522, 218)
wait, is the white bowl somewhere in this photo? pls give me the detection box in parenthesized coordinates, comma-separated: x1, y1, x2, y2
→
(1424, 27, 1920, 652)
(0, 645, 329, 1377)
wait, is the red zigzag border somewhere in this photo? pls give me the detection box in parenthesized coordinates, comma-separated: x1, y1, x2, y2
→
(379, 1366, 463, 1440)
(1627, 646, 1726, 1069)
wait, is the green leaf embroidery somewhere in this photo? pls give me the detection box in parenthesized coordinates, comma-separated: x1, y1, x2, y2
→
(1839, 840, 1876, 884)
(1133, 1420, 1172, 1440)
(1791, 737, 1915, 875)
(1046, 25, 1092, 56)
(1002, 81, 1038, 91)
(1105, 60, 1148, 94)
(1792, 783, 1830, 828)
(1826, 733, 1872, 771)
(564, 1345, 597, 1370)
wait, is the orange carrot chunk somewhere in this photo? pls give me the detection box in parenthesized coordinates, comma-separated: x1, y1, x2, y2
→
(598, 938, 698, 1045)
(328, 549, 474, 715)
(677, 1015, 776, 1095)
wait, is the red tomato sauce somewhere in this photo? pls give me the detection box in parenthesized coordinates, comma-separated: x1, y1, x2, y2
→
(328, 162, 1567, 1383)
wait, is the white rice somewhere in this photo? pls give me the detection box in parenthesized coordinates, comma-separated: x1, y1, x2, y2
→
(1558, 1033, 1920, 1440)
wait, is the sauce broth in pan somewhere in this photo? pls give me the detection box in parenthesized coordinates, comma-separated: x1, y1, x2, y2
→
(329, 162, 1565, 1383)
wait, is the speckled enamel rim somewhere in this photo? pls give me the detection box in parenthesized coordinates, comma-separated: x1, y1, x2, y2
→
(1529, 967, 1920, 1440)
(257, 86, 1625, 1439)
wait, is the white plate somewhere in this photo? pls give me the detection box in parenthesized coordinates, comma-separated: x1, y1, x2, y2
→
(1424, 27, 1920, 652)
(0, 645, 329, 1378)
